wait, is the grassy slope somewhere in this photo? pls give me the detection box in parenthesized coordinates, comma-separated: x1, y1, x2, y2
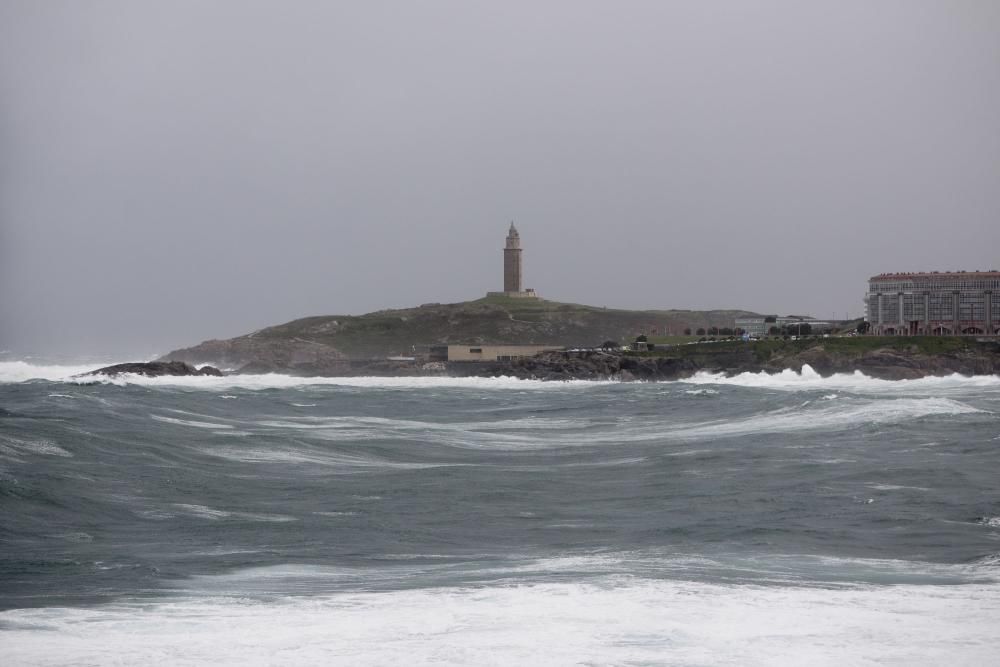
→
(248, 296, 759, 358)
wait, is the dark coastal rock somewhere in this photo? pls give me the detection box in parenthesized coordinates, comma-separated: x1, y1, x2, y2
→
(449, 341, 1000, 382)
(161, 336, 347, 376)
(849, 350, 927, 380)
(87, 361, 223, 377)
(464, 350, 699, 381)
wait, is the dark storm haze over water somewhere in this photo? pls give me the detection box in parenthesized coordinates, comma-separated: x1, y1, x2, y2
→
(1, 364, 1000, 663)
(2, 1, 1000, 357)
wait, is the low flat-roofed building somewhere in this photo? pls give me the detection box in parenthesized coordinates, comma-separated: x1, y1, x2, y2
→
(865, 271, 1000, 335)
(428, 344, 562, 362)
(734, 316, 774, 337)
(735, 315, 834, 336)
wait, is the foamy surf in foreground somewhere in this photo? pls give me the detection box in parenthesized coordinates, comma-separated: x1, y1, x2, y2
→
(3, 577, 998, 666)
(3, 352, 999, 666)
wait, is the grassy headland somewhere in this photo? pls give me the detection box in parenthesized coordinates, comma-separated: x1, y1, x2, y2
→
(169, 296, 759, 361)
(165, 296, 1000, 380)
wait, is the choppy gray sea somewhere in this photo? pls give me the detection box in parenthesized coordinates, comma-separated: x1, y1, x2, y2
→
(2, 360, 999, 665)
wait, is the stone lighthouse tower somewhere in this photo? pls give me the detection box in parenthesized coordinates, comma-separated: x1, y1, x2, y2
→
(503, 222, 522, 293)
(489, 223, 538, 298)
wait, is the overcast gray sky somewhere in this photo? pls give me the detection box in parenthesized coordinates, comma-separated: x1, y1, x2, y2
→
(2, 1, 999, 358)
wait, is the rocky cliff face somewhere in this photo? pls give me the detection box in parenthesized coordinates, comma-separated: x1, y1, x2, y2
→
(161, 336, 347, 374)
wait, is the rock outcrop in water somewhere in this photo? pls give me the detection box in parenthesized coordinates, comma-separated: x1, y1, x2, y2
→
(86, 361, 223, 377)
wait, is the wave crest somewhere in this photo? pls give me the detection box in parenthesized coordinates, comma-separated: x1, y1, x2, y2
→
(681, 364, 1000, 393)
(0, 361, 611, 389)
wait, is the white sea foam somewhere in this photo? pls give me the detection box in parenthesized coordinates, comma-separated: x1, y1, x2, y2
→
(170, 504, 296, 523)
(0, 360, 613, 389)
(2, 577, 998, 666)
(172, 503, 234, 520)
(668, 397, 981, 440)
(164, 395, 983, 451)
(867, 483, 931, 492)
(417, 396, 980, 448)
(202, 445, 456, 470)
(680, 363, 1000, 394)
(239, 415, 598, 450)
(0, 435, 73, 459)
(0, 360, 127, 383)
(5, 358, 999, 394)
(257, 415, 588, 433)
(150, 415, 234, 429)
(114, 371, 609, 390)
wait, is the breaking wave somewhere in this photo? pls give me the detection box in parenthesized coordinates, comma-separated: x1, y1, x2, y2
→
(0, 361, 610, 390)
(681, 363, 1000, 393)
(4, 360, 1000, 395)
(0, 360, 127, 383)
(138, 396, 984, 452)
(82, 374, 614, 391)
(669, 397, 982, 440)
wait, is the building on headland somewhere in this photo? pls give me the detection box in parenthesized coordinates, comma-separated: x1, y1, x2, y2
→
(865, 271, 1000, 335)
(487, 223, 538, 299)
(428, 344, 562, 362)
(419, 226, 555, 362)
(734, 315, 834, 337)
(733, 316, 775, 337)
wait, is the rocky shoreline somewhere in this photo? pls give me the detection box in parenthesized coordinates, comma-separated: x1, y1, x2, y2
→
(461, 344, 1000, 381)
(132, 338, 1000, 381)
